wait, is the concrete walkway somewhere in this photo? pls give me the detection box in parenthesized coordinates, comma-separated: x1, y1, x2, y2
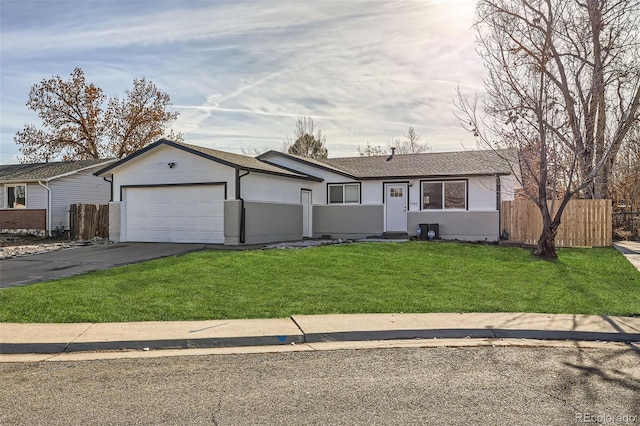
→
(1, 313, 638, 361)
(614, 240, 640, 271)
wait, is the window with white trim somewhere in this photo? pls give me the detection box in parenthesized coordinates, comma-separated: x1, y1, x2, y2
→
(328, 183, 360, 204)
(5, 184, 27, 209)
(422, 181, 466, 210)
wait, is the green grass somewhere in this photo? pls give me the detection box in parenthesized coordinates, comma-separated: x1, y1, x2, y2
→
(1, 242, 639, 323)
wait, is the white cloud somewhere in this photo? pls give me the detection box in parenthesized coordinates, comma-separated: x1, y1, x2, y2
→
(0, 0, 485, 162)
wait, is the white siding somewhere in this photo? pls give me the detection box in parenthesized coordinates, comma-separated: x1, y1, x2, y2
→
(361, 181, 383, 204)
(111, 145, 236, 201)
(407, 180, 422, 211)
(258, 153, 354, 204)
(242, 173, 309, 204)
(26, 183, 47, 209)
(259, 154, 335, 180)
(49, 170, 111, 230)
(500, 174, 516, 201)
(468, 176, 499, 210)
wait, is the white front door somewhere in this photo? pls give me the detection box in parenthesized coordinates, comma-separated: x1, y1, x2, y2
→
(301, 189, 312, 238)
(385, 183, 408, 232)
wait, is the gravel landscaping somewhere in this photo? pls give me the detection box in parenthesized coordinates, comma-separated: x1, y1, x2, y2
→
(0, 234, 111, 259)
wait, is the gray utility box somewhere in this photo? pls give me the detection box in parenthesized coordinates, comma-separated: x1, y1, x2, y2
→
(419, 223, 440, 240)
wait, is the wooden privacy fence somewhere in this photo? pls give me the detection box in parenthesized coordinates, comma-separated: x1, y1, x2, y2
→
(69, 204, 109, 240)
(501, 199, 612, 247)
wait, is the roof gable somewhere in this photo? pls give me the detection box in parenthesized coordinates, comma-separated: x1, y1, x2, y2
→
(93, 139, 320, 181)
(257, 151, 356, 179)
(0, 159, 115, 182)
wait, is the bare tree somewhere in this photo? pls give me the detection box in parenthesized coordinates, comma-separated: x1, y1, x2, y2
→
(15, 68, 105, 162)
(104, 78, 180, 158)
(15, 68, 181, 162)
(456, 0, 640, 258)
(611, 130, 640, 211)
(357, 143, 387, 156)
(389, 127, 431, 154)
(395, 127, 431, 154)
(358, 127, 430, 156)
(240, 146, 274, 156)
(285, 115, 328, 159)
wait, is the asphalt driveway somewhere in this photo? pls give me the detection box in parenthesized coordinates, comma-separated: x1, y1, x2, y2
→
(0, 243, 209, 288)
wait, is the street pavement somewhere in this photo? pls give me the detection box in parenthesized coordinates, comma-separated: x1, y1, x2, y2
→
(1, 345, 638, 425)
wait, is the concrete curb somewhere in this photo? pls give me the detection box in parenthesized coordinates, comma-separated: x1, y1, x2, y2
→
(2, 329, 638, 355)
(0, 335, 305, 355)
(304, 329, 640, 344)
(1, 313, 639, 355)
(4, 330, 640, 355)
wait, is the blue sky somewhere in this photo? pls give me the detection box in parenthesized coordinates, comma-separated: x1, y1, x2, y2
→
(0, 0, 484, 163)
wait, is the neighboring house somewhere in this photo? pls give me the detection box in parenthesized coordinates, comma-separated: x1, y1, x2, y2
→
(95, 139, 516, 245)
(0, 159, 115, 236)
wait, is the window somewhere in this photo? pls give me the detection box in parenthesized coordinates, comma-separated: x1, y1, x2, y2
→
(389, 188, 403, 197)
(5, 184, 26, 209)
(328, 183, 360, 204)
(422, 181, 466, 210)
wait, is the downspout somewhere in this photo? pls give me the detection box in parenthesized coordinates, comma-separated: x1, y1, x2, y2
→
(496, 174, 502, 240)
(103, 175, 113, 202)
(236, 169, 250, 244)
(37, 180, 52, 237)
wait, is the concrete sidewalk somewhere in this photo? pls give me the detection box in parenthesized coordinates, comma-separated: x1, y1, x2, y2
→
(614, 240, 640, 271)
(1, 313, 639, 359)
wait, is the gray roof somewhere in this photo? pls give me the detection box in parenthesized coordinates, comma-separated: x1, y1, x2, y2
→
(0, 159, 115, 182)
(258, 150, 355, 178)
(177, 142, 308, 178)
(94, 139, 318, 180)
(320, 149, 516, 179)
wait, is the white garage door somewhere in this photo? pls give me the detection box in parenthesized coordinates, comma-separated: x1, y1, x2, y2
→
(124, 185, 225, 243)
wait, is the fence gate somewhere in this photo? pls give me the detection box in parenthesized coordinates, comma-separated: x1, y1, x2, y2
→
(501, 199, 612, 247)
(69, 204, 109, 240)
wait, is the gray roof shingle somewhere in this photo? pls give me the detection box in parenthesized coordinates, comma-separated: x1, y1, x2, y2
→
(258, 150, 356, 178)
(320, 149, 516, 178)
(0, 159, 115, 182)
(177, 142, 309, 178)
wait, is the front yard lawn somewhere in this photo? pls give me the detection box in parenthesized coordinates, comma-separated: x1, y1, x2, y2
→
(1, 242, 638, 323)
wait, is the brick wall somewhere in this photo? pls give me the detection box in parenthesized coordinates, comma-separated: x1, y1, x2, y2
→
(0, 209, 46, 231)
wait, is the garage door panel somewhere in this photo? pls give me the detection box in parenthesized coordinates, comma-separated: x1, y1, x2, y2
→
(124, 186, 225, 243)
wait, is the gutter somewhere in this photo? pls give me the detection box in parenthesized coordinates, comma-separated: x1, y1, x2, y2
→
(37, 180, 52, 237)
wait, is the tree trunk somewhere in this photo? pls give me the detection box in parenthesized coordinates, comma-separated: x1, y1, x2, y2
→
(595, 148, 620, 199)
(533, 195, 573, 259)
(533, 203, 559, 258)
(534, 224, 559, 258)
